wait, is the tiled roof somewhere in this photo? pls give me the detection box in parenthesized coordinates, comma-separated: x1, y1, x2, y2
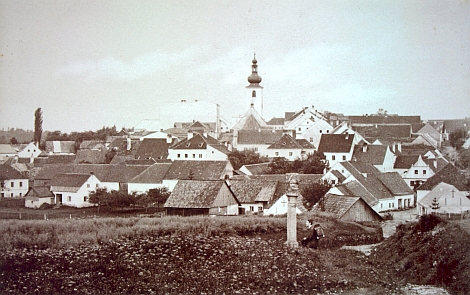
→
(241, 163, 270, 175)
(170, 133, 219, 150)
(0, 144, 17, 154)
(108, 138, 141, 155)
(135, 138, 172, 160)
(266, 117, 285, 125)
(74, 149, 107, 164)
(335, 181, 379, 207)
(352, 145, 388, 165)
(296, 139, 315, 149)
(411, 123, 426, 133)
(237, 130, 283, 145)
(45, 141, 76, 154)
(35, 163, 150, 183)
(228, 179, 278, 203)
(268, 134, 303, 149)
(443, 118, 470, 133)
(0, 164, 27, 180)
(321, 194, 361, 218)
(347, 161, 381, 174)
(165, 180, 238, 208)
(50, 173, 91, 188)
(130, 163, 172, 183)
(353, 124, 412, 141)
(417, 163, 470, 191)
(375, 172, 414, 195)
(317, 134, 355, 153)
(349, 115, 421, 125)
(163, 160, 231, 181)
(394, 155, 420, 169)
(26, 186, 54, 198)
(330, 170, 346, 183)
(79, 140, 106, 150)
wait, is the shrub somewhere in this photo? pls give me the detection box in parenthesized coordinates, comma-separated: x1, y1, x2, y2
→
(416, 214, 445, 233)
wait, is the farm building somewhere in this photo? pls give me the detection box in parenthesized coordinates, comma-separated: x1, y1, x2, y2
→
(314, 194, 383, 222)
(50, 173, 102, 208)
(228, 179, 278, 214)
(165, 180, 240, 216)
(25, 186, 55, 209)
(418, 182, 470, 219)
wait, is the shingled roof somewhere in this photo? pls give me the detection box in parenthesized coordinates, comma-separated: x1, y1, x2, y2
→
(135, 138, 172, 160)
(50, 173, 93, 192)
(417, 163, 470, 191)
(25, 186, 54, 198)
(130, 163, 172, 184)
(165, 180, 239, 208)
(352, 145, 389, 166)
(317, 134, 355, 153)
(394, 154, 420, 169)
(228, 179, 278, 203)
(319, 194, 382, 221)
(0, 164, 27, 180)
(267, 134, 315, 150)
(375, 172, 414, 195)
(237, 129, 283, 145)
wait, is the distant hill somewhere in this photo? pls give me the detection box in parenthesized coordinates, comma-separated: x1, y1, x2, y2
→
(0, 129, 50, 144)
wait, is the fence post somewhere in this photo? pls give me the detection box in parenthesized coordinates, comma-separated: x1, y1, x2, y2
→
(44, 214, 47, 220)
(70, 214, 72, 219)
(19, 213, 22, 220)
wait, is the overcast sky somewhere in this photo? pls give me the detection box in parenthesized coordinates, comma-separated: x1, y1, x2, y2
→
(1, 0, 469, 133)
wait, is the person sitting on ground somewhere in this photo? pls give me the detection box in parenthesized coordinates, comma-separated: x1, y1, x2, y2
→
(301, 219, 324, 249)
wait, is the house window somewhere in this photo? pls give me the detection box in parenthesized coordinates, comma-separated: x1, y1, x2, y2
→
(19, 193, 22, 197)
(258, 206, 263, 212)
(310, 137, 313, 142)
(19, 182, 23, 187)
(327, 130, 330, 133)
(67, 196, 71, 202)
(414, 170, 418, 174)
(381, 203, 383, 209)
(177, 154, 181, 158)
(298, 128, 301, 131)
(87, 184, 90, 188)
(10, 182, 14, 187)
(10, 193, 13, 197)
(289, 152, 293, 156)
(250, 206, 254, 211)
(252, 90, 256, 97)
(410, 181, 414, 186)
(199, 154, 203, 158)
(254, 147, 258, 151)
(423, 170, 426, 175)
(275, 152, 279, 156)
(84, 196, 87, 202)
(332, 155, 336, 161)
(185, 154, 188, 158)
(320, 130, 322, 133)
(31, 200, 33, 204)
(342, 155, 346, 161)
(192, 154, 196, 158)
(331, 179, 336, 184)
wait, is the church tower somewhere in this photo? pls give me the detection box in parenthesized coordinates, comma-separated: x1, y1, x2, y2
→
(246, 54, 264, 118)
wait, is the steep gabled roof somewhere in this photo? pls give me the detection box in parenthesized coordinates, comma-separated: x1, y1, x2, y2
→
(330, 170, 347, 183)
(135, 138, 173, 160)
(0, 164, 27, 180)
(347, 161, 381, 175)
(25, 186, 54, 198)
(334, 181, 379, 207)
(228, 179, 278, 203)
(50, 173, 92, 190)
(296, 139, 315, 149)
(417, 163, 470, 191)
(237, 130, 283, 145)
(317, 134, 355, 153)
(130, 163, 172, 184)
(419, 182, 470, 213)
(240, 163, 270, 175)
(163, 160, 231, 181)
(349, 115, 421, 125)
(0, 144, 17, 154)
(267, 134, 304, 149)
(165, 180, 238, 208)
(74, 149, 107, 164)
(394, 154, 420, 169)
(170, 133, 220, 150)
(375, 172, 414, 195)
(352, 145, 389, 165)
(232, 107, 268, 130)
(266, 117, 285, 125)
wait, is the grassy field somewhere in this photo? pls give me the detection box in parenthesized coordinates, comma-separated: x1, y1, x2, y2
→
(1, 214, 465, 294)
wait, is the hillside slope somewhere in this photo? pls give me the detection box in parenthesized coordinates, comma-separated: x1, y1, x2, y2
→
(371, 217, 470, 294)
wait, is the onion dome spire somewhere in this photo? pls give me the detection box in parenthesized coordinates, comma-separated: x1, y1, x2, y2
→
(247, 53, 262, 85)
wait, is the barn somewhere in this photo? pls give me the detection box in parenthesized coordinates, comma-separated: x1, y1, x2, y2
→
(314, 194, 383, 222)
(164, 180, 240, 216)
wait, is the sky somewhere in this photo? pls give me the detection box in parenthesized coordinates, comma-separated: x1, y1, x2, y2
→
(1, 0, 469, 133)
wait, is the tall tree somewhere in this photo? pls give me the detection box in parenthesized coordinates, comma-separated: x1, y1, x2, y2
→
(34, 108, 43, 146)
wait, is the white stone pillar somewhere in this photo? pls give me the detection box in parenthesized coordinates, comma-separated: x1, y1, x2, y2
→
(285, 173, 299, 248)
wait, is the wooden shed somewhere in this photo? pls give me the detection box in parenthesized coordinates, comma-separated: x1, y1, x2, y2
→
(164, 180, 240, 216)
(315, 194, 383, 222)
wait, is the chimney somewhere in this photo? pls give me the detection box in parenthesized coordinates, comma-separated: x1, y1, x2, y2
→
(397, 142, 402, 153)
(362, 143, 368, 153)
(345, 134, 349, 140)
(126, 137, 131, 151)
(167, 134, 172, 144)
(391, 143, 395, 153)
(187, 130, 193, 139)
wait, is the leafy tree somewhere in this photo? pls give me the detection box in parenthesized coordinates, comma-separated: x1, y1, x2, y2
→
(228, 149, 268, 170)
(298, 151, 327, 174)
(266, 152, 327, 175)
(266, 157, 292, 174)
(88, 188, 110, 213)
(301, 181, 332, 211)
(9, 137, 18, 144)
(137, 187, 170, 212)
(457, 148, 470, 170)
(110, 190, 134, 211)
(449, 128, 467, 149)
(34, 108, 43, 146)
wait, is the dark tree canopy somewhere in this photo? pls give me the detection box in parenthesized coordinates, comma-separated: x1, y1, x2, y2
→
(228, 149, 268, 170)
(449, 128, 467, 150)
(301, 181, 332, 211)
(34, 108, 43, 146)
(266, 151, 327, 175)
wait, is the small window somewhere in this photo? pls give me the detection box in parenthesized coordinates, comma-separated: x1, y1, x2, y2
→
(252, 90, 256, 97)
(19, 182, 23, 187)
(414, 170, 418, 175)
(258, 206, 263, 212)
(96, 183, 99, 188)
(87, 184, 91, 188)
(10, 182, 14, 187)
(177, 154, 181, 158)
(10, 193, 13, 197)
(410, 181, 414, 186)
(309, 137, 313, 142)
(289, 152, 293, 156)
(199, 154, 202, 158)
(192, 154, 196, 158)
(275, 152, 279, 156)
(320, 130, 322, 133)
(249, 206, 254, 211)
(185, 154, 188, 158)
(332, 155, 336, 160)
(331, 179, 336, 184)
(19, 193, 22, 197)
(254, 147, 258, 151)
(31, 200, 33, 204)
(84, 196, 87, 202)
(327, 130, 330, 133)
(298, 128, 301, 131)
(342, 155, 346, 160)
(423, 170, 426, 175)
(67, 196, 71, 202)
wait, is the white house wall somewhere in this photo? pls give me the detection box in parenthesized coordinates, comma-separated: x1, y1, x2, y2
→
(1, 178, 29, 198)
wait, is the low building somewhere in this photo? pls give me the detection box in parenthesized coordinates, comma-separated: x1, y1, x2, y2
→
(0, 164, 29, 198)
(313, 194, 383, 222)
(50, 173, 102, 208)
(25, 186, 55, 209)
(418, 182, 470, 219)
(165, 180, 240, 216)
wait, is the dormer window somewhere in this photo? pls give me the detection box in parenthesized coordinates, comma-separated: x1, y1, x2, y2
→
(186, 143, 191, 147)
(252, 90, 256, 97)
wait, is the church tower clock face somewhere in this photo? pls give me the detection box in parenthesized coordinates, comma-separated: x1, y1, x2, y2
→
(246, 54, 264, 118)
